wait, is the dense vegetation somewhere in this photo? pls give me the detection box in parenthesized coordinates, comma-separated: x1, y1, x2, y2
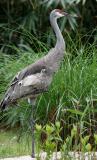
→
(0, 0, 97, 158)
(1, 33, 97, 144)
(0, 0, 97, 54)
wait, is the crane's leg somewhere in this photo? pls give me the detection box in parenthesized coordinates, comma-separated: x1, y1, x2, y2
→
(31, 104, 35, 158)
(28, 98, 36, 158)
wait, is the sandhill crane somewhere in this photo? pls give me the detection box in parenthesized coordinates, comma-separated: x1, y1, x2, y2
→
(0, 9, 68, 158)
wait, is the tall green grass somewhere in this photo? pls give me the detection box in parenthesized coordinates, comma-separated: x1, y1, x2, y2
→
(0, 130, 32, 158)
(0, 34, 97, 140)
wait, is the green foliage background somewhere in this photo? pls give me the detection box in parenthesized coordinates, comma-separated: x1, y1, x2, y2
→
(0, 0, 97, 54)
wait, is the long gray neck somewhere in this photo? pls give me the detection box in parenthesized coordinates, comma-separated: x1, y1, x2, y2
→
(50, 16, 65, 49)
(44, 15, 65, 74)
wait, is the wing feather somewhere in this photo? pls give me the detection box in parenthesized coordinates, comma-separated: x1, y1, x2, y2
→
(0, 48, 55, 109)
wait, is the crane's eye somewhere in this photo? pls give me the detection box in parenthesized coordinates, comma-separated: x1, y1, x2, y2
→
(55, 12, 64, 18)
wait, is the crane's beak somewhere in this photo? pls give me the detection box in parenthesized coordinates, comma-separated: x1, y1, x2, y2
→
(63, 12, 78, 18)
(63, 12, 69, 16)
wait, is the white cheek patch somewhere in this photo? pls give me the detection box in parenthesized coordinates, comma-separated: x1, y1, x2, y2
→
(56, 12, 63, 17)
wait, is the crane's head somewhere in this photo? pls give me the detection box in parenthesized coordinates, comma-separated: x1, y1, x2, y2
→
(50, 9, 69, 20)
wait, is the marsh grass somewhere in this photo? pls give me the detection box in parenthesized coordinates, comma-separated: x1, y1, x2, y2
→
(0, 129, 32, 158)
(0, 33, 97, 154)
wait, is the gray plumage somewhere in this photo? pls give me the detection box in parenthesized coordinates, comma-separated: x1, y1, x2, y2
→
(0, 9, 68, 109)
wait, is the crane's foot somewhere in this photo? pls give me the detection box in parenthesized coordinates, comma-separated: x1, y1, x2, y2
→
(31, 153, 35, 158)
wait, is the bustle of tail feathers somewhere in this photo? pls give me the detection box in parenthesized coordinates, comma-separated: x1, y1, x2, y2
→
(0, 99, 7, 110)
(0, 98, 18, 111)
